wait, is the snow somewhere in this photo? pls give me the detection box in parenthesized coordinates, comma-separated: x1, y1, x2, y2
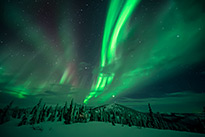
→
(0, 119, 205, 137)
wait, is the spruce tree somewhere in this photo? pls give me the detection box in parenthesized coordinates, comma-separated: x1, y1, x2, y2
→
(18, 110, 29, 126)
(64, 99, 74, 124)
(0, 100, 13, 124)
(30, 99, 42, 125)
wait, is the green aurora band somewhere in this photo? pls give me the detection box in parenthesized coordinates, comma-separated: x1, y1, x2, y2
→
(84, 0, 141, 104)
(84, 0, 205, 104)
(1, 3, 77, 99)
(0, 0, 204, 106)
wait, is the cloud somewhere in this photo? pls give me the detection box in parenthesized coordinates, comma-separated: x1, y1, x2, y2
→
(165, 91, 194, 97)
(116, 92, 205, 113)
(0, 92, 38, 108)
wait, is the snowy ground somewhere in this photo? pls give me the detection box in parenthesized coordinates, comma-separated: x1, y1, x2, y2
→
(0, 119, 205, 137)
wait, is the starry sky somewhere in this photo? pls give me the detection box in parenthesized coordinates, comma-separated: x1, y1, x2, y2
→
(0, 0, 205, 113)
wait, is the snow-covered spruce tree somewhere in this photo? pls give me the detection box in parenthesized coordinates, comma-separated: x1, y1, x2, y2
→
(37, 103, 46, 123)
(148, 103, 155, 127)
(136, 113, 142, 128)
(56, 106, 62, 121)
(0, 100, 13, 124)
(102, 107, 107, 122)
(12, 106, 19, 118)
(47, 108, 53, 121)
(75, 106, 80, 122)
(57, 106, 61, 117)
(18, 110, 29, 126)
(58, 102, 67, 122)
(86, 108, 91, 122)
(157, 113, 165, 129)
(64, 99, 75, 124)
(123, 111, 128, 125)
(159, 114, 169, 129)
(48, 104, 58, 122)
(62, 102, 68, 121)
(140, 114, 146, 127)
(127, 113, 132, 127)
(17, 108, 25, 119)
(148, 103, 153, 116)
(82, 105, 89, 123)
(29, 99, 42, 125)
(46, 106, 53, 118)
(152, 114, 160, 129)
(70, 99, 75, 123)
(63, 101, 68, 116)
(57, 107, 63, 121)
(89, 109, 94, 121)
(42, 105, 48, 122)
(79, 105, 86, 122)
(111, 111, 116, 126)
(73, 104, 78, 123)
(53, 104, 59, 122)
(131, 114, 136, 126)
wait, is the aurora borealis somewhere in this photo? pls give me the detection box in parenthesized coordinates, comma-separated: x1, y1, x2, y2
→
(0, 0, 205, 112)
(84, 0, 141, 103)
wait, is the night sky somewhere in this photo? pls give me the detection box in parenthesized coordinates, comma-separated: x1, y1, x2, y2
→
(0, 0, 205, 113)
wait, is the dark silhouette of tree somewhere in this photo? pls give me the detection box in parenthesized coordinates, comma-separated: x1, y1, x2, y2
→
(18, 110, 29, 126)
(30, 99, 42, 125)
(64, 99, 74, 124)
(48, 104, 58, 122)
(0, 101, 13, 124)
